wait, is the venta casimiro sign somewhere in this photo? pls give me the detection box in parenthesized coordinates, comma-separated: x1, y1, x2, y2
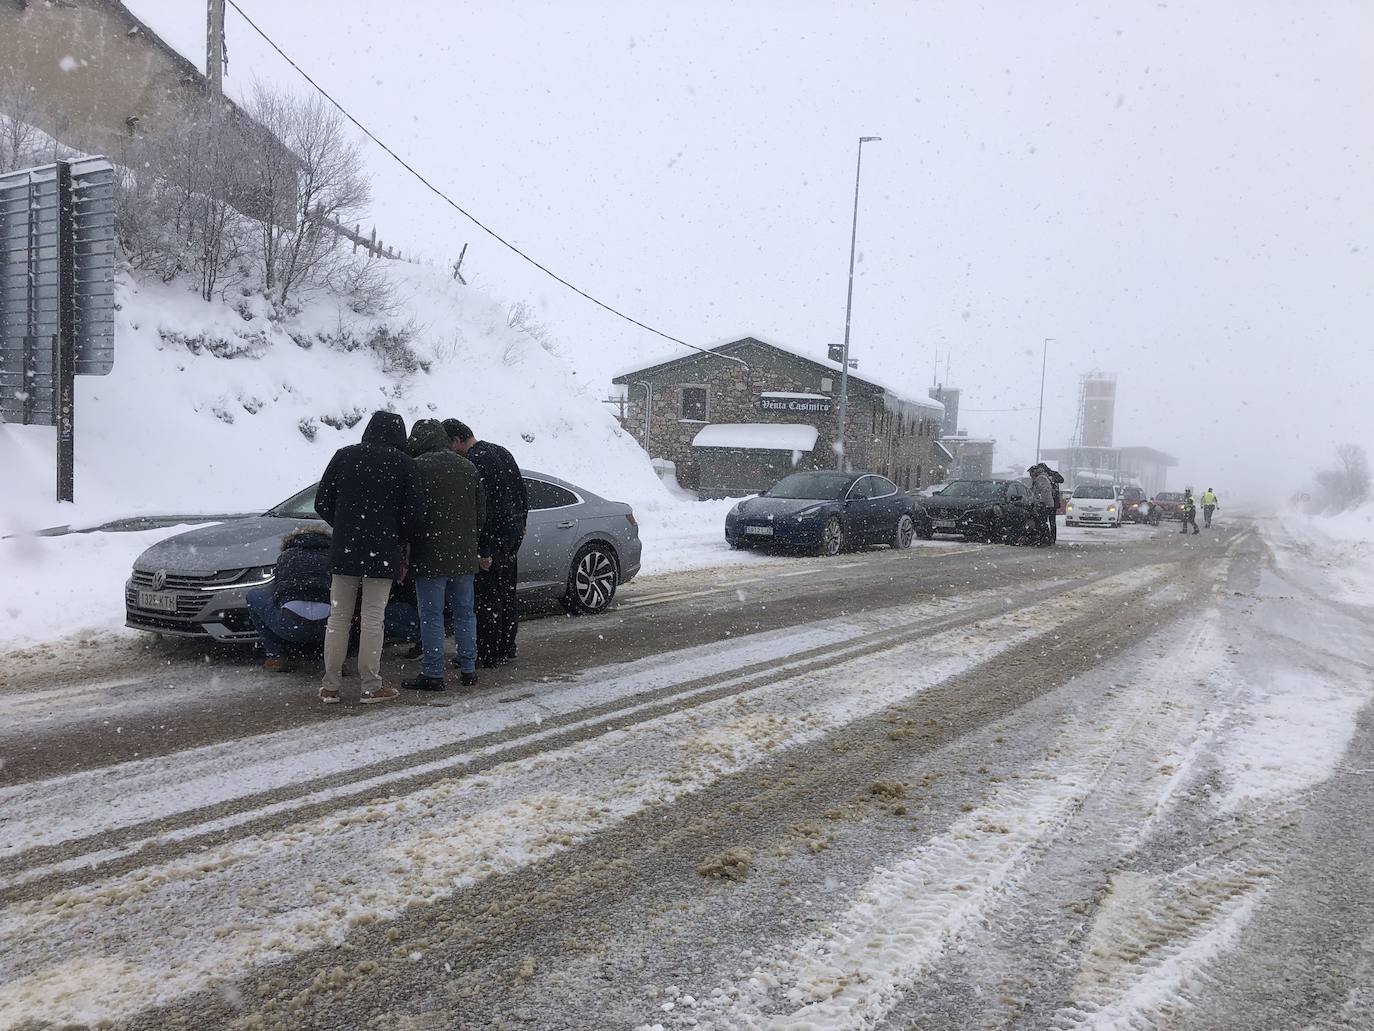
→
(759, 393, 833, 414)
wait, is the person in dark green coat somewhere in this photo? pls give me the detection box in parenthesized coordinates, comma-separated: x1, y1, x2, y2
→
(402, 419, 486, 690)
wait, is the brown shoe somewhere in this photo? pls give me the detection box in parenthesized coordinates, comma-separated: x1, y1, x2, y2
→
(263, 657, 292, 673)
(319, 687, 341, 705)
(360, 685, 400, 705)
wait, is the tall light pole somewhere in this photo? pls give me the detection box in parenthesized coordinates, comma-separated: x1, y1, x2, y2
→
(1035, 337, 1054, 464)
(834, 135, 882, 471)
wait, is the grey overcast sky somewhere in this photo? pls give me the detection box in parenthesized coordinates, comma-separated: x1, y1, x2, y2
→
(128, 0, 1374, 501)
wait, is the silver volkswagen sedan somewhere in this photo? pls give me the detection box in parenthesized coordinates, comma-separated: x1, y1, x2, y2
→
(124, 471, 642, 642)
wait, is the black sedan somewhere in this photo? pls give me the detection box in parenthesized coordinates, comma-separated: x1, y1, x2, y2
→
(918, 479, 1039, 544)
(724, 471, 930, 556)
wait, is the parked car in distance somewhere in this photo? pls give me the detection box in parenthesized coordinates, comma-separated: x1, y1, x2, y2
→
(1152, 491, 1187, 521)
(724, 470, 930, 556)
(1119, 485, 1149, 522)
(917, 479, 1039, 543)
(124, 471, 641, 641)
(1065, 483, 1122, 526)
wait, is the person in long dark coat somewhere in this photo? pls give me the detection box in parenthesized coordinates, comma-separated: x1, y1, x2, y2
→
(401, 419, 486, 692)
(314, 410, 423, 704)
(445, 419, 529, 667)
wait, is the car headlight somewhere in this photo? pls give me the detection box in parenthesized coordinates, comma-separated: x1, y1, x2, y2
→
(1066, 503, 1074, 512)
(239, 565, 276, 586)
(1108, 505, 1117, 512)
(795, 504, 825, 519)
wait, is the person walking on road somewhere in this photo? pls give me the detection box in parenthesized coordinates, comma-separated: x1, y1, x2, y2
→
(446, 419, 529, 668)
(403, 419, 486, 692)
(314, 411, 423, 705)
(1201, 488, 1220, 528)
(1180, 489, 1200, 535)
(245, 526, 333, 672)
(1029, 464, 1056, 546)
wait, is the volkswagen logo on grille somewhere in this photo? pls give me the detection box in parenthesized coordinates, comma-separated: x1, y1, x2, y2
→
(151, 569, 168, 591)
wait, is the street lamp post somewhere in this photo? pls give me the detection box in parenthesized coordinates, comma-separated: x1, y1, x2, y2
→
(1035, 337, 1054, 464)
(835, 135, 882, 471)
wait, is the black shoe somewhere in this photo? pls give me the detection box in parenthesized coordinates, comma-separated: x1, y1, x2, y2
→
(402, 674, 446, 692)
(460, 671, 479, 688)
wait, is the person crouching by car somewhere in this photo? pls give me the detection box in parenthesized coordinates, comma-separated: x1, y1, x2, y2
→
(245, 526, 333, 672)
(403, 419, 486, 692)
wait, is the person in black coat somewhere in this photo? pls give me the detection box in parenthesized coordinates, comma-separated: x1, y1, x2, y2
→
(245, 526, 334, 672)
(314, 410, 424, 704)
(445, 419, 528, 667)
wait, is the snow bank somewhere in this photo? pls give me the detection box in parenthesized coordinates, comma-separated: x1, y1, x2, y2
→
(0, 526, 212, 649)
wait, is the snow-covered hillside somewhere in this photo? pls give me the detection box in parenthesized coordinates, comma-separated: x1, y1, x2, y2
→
(3, 262, 671, 533)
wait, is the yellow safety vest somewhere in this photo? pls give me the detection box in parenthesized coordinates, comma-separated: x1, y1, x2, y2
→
(1202, 491, 1218, 506)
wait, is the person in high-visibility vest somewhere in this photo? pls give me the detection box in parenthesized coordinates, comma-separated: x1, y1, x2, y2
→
(1180, 489, 1200, 535)
(1201, 488, 1220, 528)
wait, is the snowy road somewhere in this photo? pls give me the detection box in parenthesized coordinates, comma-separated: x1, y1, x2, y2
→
(2, 519, 1372, 1030)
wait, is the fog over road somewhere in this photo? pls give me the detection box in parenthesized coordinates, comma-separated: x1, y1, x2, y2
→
(1, 521, 1370, 1031)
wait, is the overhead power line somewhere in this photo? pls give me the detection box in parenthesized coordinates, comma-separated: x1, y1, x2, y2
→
(224, 0, 745, 367)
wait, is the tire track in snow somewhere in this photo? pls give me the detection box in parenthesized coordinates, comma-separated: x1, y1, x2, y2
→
(0, 569, 1165, 1030)
(0, 578, 1085, 899)
(642, 616, 1224, 1031)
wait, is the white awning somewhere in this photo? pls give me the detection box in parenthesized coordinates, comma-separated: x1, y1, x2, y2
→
(692, 423, 820, 452)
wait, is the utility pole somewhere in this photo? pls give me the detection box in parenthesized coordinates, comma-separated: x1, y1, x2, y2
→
(834, 135, 882, 471)
(207, 0, 226, 99)
(1035, 337, 1054, 464)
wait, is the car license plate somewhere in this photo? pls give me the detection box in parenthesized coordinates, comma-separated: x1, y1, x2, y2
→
(137, 590, 178, 613)
(744, 525, 774, 536)
(933, 519, 956, 529)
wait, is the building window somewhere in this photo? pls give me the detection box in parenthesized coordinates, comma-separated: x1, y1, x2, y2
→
(680, 386, 708, 421)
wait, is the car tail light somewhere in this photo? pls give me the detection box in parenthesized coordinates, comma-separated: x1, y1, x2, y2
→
(625, 511, 638, 529)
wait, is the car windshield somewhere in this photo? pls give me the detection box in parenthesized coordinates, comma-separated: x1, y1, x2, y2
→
(1157, 492, 1185, 501)
(766, 472, 853, 500)
(1074, 485, 1116, 499)
(264, 483, 322, 519)
(938, 481, 1005, 500)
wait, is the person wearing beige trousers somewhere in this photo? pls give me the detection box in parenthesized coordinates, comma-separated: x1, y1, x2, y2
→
(313, 411, 424, 704)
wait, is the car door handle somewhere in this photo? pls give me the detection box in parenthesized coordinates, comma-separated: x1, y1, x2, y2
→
(557, 520, 576, 529)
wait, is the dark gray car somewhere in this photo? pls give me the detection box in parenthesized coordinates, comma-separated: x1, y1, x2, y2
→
(124, 471, 642, 642)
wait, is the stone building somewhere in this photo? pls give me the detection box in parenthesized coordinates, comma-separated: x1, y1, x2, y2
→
(0, 0, 289, 219)
(613, 336, 949, 499)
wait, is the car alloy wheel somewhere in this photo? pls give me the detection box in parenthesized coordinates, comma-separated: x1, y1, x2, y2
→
(819, 516, 845, 557)
(894, 514, 915, 549)
(565, 544, 619, 614)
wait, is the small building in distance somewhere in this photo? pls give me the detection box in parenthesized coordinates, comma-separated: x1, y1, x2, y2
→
(942, 433, 997, 481)
(613, 336, 949, 499)
(1040, 444, 1178, 497)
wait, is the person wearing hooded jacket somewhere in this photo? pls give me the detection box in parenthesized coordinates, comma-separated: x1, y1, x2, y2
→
(402, 419, 487, 692)
(1029, 465, 1056, 546)
(314, 411, 424, 704)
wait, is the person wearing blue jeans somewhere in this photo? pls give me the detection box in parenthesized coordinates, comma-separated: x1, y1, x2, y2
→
(415, 574, 477, 680)
(401, 419, 486, 691)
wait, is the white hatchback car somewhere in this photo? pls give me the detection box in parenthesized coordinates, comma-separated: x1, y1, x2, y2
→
(1064, 483, 1122, 527)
